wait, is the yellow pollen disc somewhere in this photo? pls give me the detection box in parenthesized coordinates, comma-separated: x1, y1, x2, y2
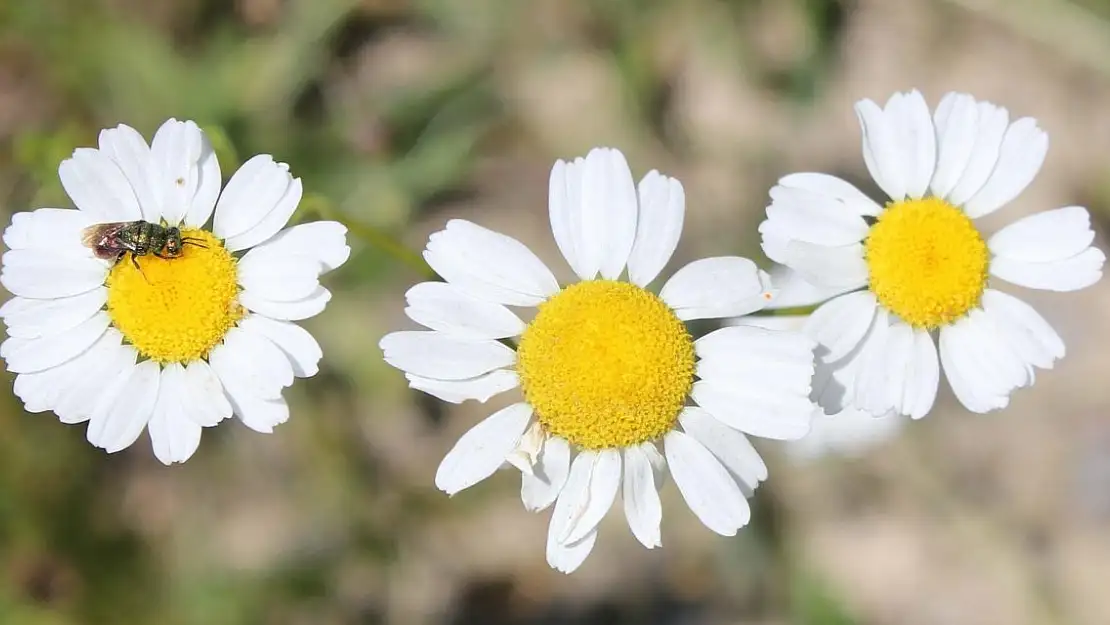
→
(516, 280, 695, 450)
(865, 197, 990, 329)
(106, 229, 243, 363)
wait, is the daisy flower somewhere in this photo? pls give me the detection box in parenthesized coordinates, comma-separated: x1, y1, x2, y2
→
(759, 90, 1105, 419)
(380, 147, 817, 573)
(1, 119, 349, 464)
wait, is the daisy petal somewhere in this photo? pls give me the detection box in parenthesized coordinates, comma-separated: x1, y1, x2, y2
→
(237, 314, 323, 378)
(939, 309, 1030, 413)
(696, 325, 817, 398)
(931, 92, 979, 199)
(989, 206, 1097, 263)
(582, 148, 639, 280)
(522, 434, 571, 512)
(404, 282, 525, 339)
(239, 286, 332, 321)
(765, 185, 870, 246)
(888, 90, 936, 199)
(622, 444, 662, 548)
(546, 523, 597, 574)
(434, 403, 533, 495)
(660, 257, 774, 320)
(691, 380, 812, 440)
(901, 329, 940, 419)
(548, 452, 596, 545)
(241, 221, 349, 273)
(1, 288, 106, 339)
(87, 359, 159, 454)
(947, 101, 1009, 207)
(679, 406, 767, 495)
(761, 266, 860, 310)
(2, 311, 110, 374)
(58, 148, 142, 221)
(560, 449, 621, 545)
(963, 117, 1047, 219)
(212, 155, 292, 240)
(223, 178, 302, 253)
(379, 331, 514, 381)
(406, 369, 518, 404)
(148, 363, 202, 465)
(803, 291, 878, 362)
(98, 124, 161, 222)
(237, 252, 320, 302)
(150, 119, 206, 225)
(217, 326, 294, 396)
(990, 247, 1104, 292)
(4, 208, 94, 255)
(53, 331, 134, 424)
(776, 173, 882, 217)
(855, 97, 906, 200)
(783, 241, 868, 290)
(664, 430, 751, 536)
(209, 348, 290, 433)
(182, 360, 233, 427)
(627, 170, 684, 287)
(1, 250, 108, 300)
(425, 220, 559, 306)
(549, 158, 588, 279)
(183, 127, 221, 228)
(981, 289, 1064, 370)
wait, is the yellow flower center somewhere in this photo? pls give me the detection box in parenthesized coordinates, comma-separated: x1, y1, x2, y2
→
(864, 197, 990, 329)
(516, 280, 695, 450)
(106, 228, 243, 363)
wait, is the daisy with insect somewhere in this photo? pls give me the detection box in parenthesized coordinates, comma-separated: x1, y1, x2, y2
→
(760, 90, 1105, 419)
(380, 147, 818, 573)
(0, 119, 349, 464)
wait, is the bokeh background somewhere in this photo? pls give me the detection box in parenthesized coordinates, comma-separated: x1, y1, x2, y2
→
(2, 0, 1110, 623)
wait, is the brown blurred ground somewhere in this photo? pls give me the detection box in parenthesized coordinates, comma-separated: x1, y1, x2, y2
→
(1, 0, 1110, 624)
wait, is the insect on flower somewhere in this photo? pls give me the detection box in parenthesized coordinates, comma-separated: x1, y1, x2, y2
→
(81, 220, 208, 270)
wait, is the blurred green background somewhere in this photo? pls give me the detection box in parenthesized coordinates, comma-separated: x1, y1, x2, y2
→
(2, 0, 1110, 623)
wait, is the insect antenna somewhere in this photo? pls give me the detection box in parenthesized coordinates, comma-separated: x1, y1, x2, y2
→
(181, 237, 209, 250)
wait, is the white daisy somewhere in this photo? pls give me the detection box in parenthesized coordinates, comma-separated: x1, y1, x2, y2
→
(0, 119, 349, 464)
(380, 147, 817, 573)
(759, 90, 1105, 419)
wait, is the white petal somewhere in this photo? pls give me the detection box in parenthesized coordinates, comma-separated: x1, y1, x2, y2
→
(148, 364, 202, 465)
(53, 330, 134, 424)
(58, 148, 142, 221)
(1, 288, 106, 339)
(577, 148, 639, 280)
(424, 220, 559, 307)
(776, 173, 881, 217)
(759, 265, 859, 310)
(239, 286, 331, 321)
(664, 430, 750, 536)
(1, 250, 108, 300)
(989, 206, 1097, 263)
(545, 522, 597, 574)
(627, 170, 685, 286)
(938, 309, 1030, 413)
(215, 326, 294, 397)
(622, 444, 662, 548)
(522, 435, 571, 512)
(855, 97, 906, 200)
(182, 359, 233, 427)
(888, 90, 937, 199)
(691, 381, 813, 440)
(505, 420, 544, 475)
(183, 126, 222, 228)
(406, 369, 518, 404)
(12, 328, 119, 416)
(404, 282, 525, 339)
(548, 451, 596, 546)
(788, 406, 904, 461)
(900, 329, 940, 419)
(434, 403, 533, 495)
(783, 241, 868, 290)
(4, 208, 94, 255)
(764, 185, 870, 246)
(98, 124, 162, 223)
(150, 119, 205, 225)
(980, 289, 1064, 371)
(223, 178, 302, 253)
(379, 330, 515, 381)
(212, 155, 292, 240)
(549, 158, 588, 279)
(86, 360, 159, 453)
(803, 291, 878, 362)
(237, 251, 320, 302)
(660, 256, 774, 320)
(695, 324, 817, 398)
(241, 221, 349, 274)
(3, 311, 110, 374)
(236, 314, 322, 378)
(947, 101, 1009, 207)
(679, 406, 767, 495)
(931, 92, 979, 199)
(990, 247, 1104, 292)
(851, 317, 913, 417)
(209, 350, 290, 433)
(560, 449, 621, 545)
(963, 118, 1047, 218)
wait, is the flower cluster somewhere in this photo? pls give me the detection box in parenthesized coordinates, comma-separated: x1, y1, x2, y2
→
(1, 91, 1103, 574)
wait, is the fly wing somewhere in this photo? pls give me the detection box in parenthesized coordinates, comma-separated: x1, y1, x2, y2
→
(80, 222, 128, 249)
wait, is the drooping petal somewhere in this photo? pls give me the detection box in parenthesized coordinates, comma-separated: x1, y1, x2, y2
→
(559, 449, 621, 545)
(434, 403, 533, 495)
(622, 444, 662, 548)
(521, 434, 571, 512)
(627, 170, 685, 286)
(545, 522, 597, 575)
(664, 430, 751, 536)
(424, 219, 559, 307)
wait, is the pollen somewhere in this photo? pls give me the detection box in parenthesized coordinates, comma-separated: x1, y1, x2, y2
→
(516, 280, 695, 450)
(106, 229, 243, 363)
(865, 197, 990, 329)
